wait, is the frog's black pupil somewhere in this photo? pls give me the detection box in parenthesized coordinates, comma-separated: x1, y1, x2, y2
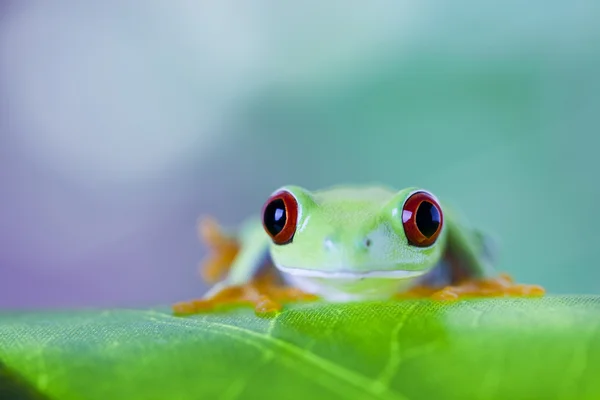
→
(264, 199, 286, 237)
(415, 201, 440, 238)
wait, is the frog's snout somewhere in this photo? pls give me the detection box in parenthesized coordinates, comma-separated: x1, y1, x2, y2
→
(356, 237, 373, 252)
(323, 237, 336, 251)
(322, 235, 373, 254)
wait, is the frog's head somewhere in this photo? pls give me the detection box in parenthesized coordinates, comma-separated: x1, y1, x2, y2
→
(261, 185, 447, 282)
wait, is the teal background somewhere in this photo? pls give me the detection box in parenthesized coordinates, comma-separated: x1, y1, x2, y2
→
(0, 1, 598, 307)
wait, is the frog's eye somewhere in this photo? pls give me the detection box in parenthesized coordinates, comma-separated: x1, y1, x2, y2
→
(401, 191, 443, 247)
(262, 190, 298, 245)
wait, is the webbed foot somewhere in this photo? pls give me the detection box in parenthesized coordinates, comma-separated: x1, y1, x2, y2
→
(396, 273, 545, 301)
(172, 272, 318, 316)
(395, 285, 438, 299)
(430, 273, 545, 301)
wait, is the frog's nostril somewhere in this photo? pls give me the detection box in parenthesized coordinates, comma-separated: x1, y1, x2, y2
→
(323, 237, 335, 251)
(357, 237, 373, 251)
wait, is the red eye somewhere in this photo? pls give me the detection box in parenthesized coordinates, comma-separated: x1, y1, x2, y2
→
(261, 190, 298, 245)
(401, 191, 443, 247)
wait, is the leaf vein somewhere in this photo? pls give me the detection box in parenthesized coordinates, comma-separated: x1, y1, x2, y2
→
(201, 318, 407, 400)
(374, 302, 420, 391)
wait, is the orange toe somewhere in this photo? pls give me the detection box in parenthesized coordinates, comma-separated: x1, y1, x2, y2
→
(430, 274, 545, 301)
(197, 217, 240, 283)
(254, 295, 283, 315)
(173, 271, 317, 316)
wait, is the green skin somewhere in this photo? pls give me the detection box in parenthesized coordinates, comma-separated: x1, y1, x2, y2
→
(205, 185, 496, 302)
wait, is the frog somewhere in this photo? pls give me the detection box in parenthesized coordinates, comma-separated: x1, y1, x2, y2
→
(173, 184, 544, 315)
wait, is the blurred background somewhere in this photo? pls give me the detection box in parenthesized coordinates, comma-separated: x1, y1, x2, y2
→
(1, 1, 599, 309)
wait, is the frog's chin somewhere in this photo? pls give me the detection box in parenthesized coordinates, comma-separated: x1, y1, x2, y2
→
(275, 264, 426, 279)
(275, 263, 428, 302)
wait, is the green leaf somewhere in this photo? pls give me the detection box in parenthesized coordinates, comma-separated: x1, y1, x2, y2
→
(1, 296, 599, 400)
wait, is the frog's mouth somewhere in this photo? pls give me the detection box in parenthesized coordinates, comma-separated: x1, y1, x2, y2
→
(275, 264, 426, 279)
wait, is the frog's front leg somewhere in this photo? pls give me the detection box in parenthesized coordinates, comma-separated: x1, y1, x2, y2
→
(399, 215, 545, 301)
(173, 270, 318, 315)
(438, 216, 545, 300)
(173, 272, 282, 315)
(245, 271, 319, 313)
(429, 273, 545, 300)
(172, 217, 317, 316)
(397, 270, 545, 302)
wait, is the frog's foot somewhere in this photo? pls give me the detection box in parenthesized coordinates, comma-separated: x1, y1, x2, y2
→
(172, 285, 283, 316)
(173, 286, 246, 315)
(395, 285, 439, 299)
(172, 272, 318, 316)
(252, 270, 319, 303)
(430, 273, 545, 301)
(197, 216, 240, 283)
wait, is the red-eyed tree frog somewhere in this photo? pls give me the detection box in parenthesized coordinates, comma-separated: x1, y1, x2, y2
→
(173, 185, 544, 315)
